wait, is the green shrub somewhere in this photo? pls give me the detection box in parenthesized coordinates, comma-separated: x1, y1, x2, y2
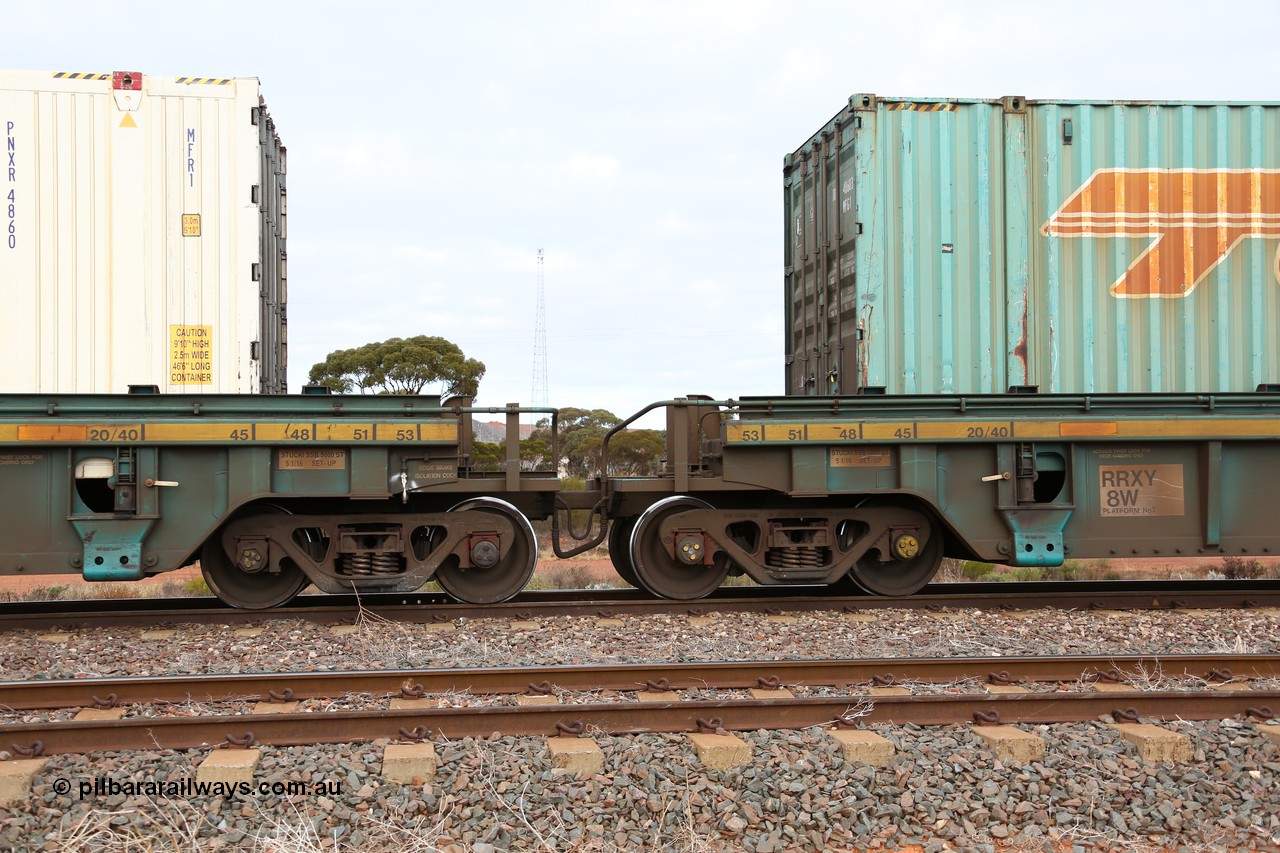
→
(533, 562, 607, 590)
(1046, 560, 1084, 581)
(184, 577, 213, 597)
(23, 585, 68, 601)
(1220, 556, 1266, 580)
(960, 561, 996, 580)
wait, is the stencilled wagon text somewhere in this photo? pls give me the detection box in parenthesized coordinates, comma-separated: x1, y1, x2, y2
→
(278, 450, 346, 471)
(0, 453, 42, 466)
(1098, 463, 1184, 518)
(6, 120, 15, 249)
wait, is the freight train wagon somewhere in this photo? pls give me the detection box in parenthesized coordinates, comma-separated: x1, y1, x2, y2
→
(0, 393, 555, 608)
(590, 95, 1280, 600)
(594, 392, 1280, 599)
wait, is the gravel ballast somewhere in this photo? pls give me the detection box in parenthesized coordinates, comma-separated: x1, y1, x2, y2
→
(1, 607, 1277, 680)
(0, 606, 1278, 850)
(0, 720, 1278, 851)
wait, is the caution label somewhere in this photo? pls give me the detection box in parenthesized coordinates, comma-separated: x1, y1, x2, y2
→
(0, 453, 42, 465)
(278, 450, 346, 470)
(1098, 463, 1184, 517)
(169, 325, 213, 385)
(412, 460, 456, 482)
(830, 447, 892, 468)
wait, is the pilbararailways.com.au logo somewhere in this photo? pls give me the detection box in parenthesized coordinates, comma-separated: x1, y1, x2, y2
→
(54, 777, 342, 801)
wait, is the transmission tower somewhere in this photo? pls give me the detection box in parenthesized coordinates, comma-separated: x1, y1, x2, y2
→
(531, 248, 549, 415)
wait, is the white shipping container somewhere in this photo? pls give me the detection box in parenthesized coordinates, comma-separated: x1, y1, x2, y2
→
(0, 69, 286, 394)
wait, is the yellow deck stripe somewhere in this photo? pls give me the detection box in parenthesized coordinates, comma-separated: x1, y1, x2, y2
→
(724, 418, 1280, 442)
(1, 421, 462, 443)
(806, 423, 863, 441)
(314, 423, 374, 441)
(146, 423, 253, 441)
(421, 423, 460, 441)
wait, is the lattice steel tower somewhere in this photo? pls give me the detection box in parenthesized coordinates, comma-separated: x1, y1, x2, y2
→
(531, 248, 549, 412)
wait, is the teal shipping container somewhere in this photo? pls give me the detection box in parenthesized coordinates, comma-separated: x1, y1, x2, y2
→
(784, 95, 1280, 396)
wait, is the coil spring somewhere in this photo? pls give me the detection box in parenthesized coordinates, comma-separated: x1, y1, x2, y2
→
(765, 546, 829, 568)
(340, 552, 402, 576)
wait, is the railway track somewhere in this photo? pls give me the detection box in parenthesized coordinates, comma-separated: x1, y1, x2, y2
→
(4, 653, 1280, 709)
(3, 654, 1277, 755)
(3, 579, 1279, 631)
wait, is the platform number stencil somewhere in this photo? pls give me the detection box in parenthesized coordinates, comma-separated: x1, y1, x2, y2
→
(1098, 464, 1185, 517)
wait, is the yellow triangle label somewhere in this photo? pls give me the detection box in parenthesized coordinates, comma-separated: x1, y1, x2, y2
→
(119, 113, 137, 128)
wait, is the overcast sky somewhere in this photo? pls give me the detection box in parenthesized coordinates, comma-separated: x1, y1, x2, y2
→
(9, 1, 1280, 426)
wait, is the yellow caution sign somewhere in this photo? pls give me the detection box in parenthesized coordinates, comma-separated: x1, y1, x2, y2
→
(119, 114, 137, 128)
(169, 325, 214, 386)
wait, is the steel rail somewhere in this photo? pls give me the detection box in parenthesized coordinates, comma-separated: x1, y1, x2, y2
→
(2, 580, 1279, 631)
(3, 654, 1278, 711)
(4, 690, 1278, 757)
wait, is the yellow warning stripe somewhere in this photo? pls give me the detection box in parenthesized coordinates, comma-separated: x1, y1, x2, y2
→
(725, 418, 1280, 443)
(887, 102, 957, 112)
(421, 423, 459, 441)
(0, 421, 459, 444)
(175, 78, 232, 85)
(52, 72, 109, 80)
(146, 423, 254, 442)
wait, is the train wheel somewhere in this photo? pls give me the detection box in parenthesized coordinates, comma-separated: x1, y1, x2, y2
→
(630, 497, 727, 600)
(607, 517, 640, 587)
(201, 532, 307, 610)
(845, 519, 943, 596)
(436, 498, 538, 604)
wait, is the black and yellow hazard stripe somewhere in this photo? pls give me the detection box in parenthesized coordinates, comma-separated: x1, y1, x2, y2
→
(886, 102, 957, 112)
(52, 72, 108, 80)
(175, 78, 233, 85)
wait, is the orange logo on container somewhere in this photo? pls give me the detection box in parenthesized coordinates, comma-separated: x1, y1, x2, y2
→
(1043, 168, 1280, 298)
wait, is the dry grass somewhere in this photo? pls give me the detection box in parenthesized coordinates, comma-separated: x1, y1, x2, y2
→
(338, 590, 423, 667)
(525, 561, 618, 590)
(45, 797, 205, 851)
(0, 577, 206, 603)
